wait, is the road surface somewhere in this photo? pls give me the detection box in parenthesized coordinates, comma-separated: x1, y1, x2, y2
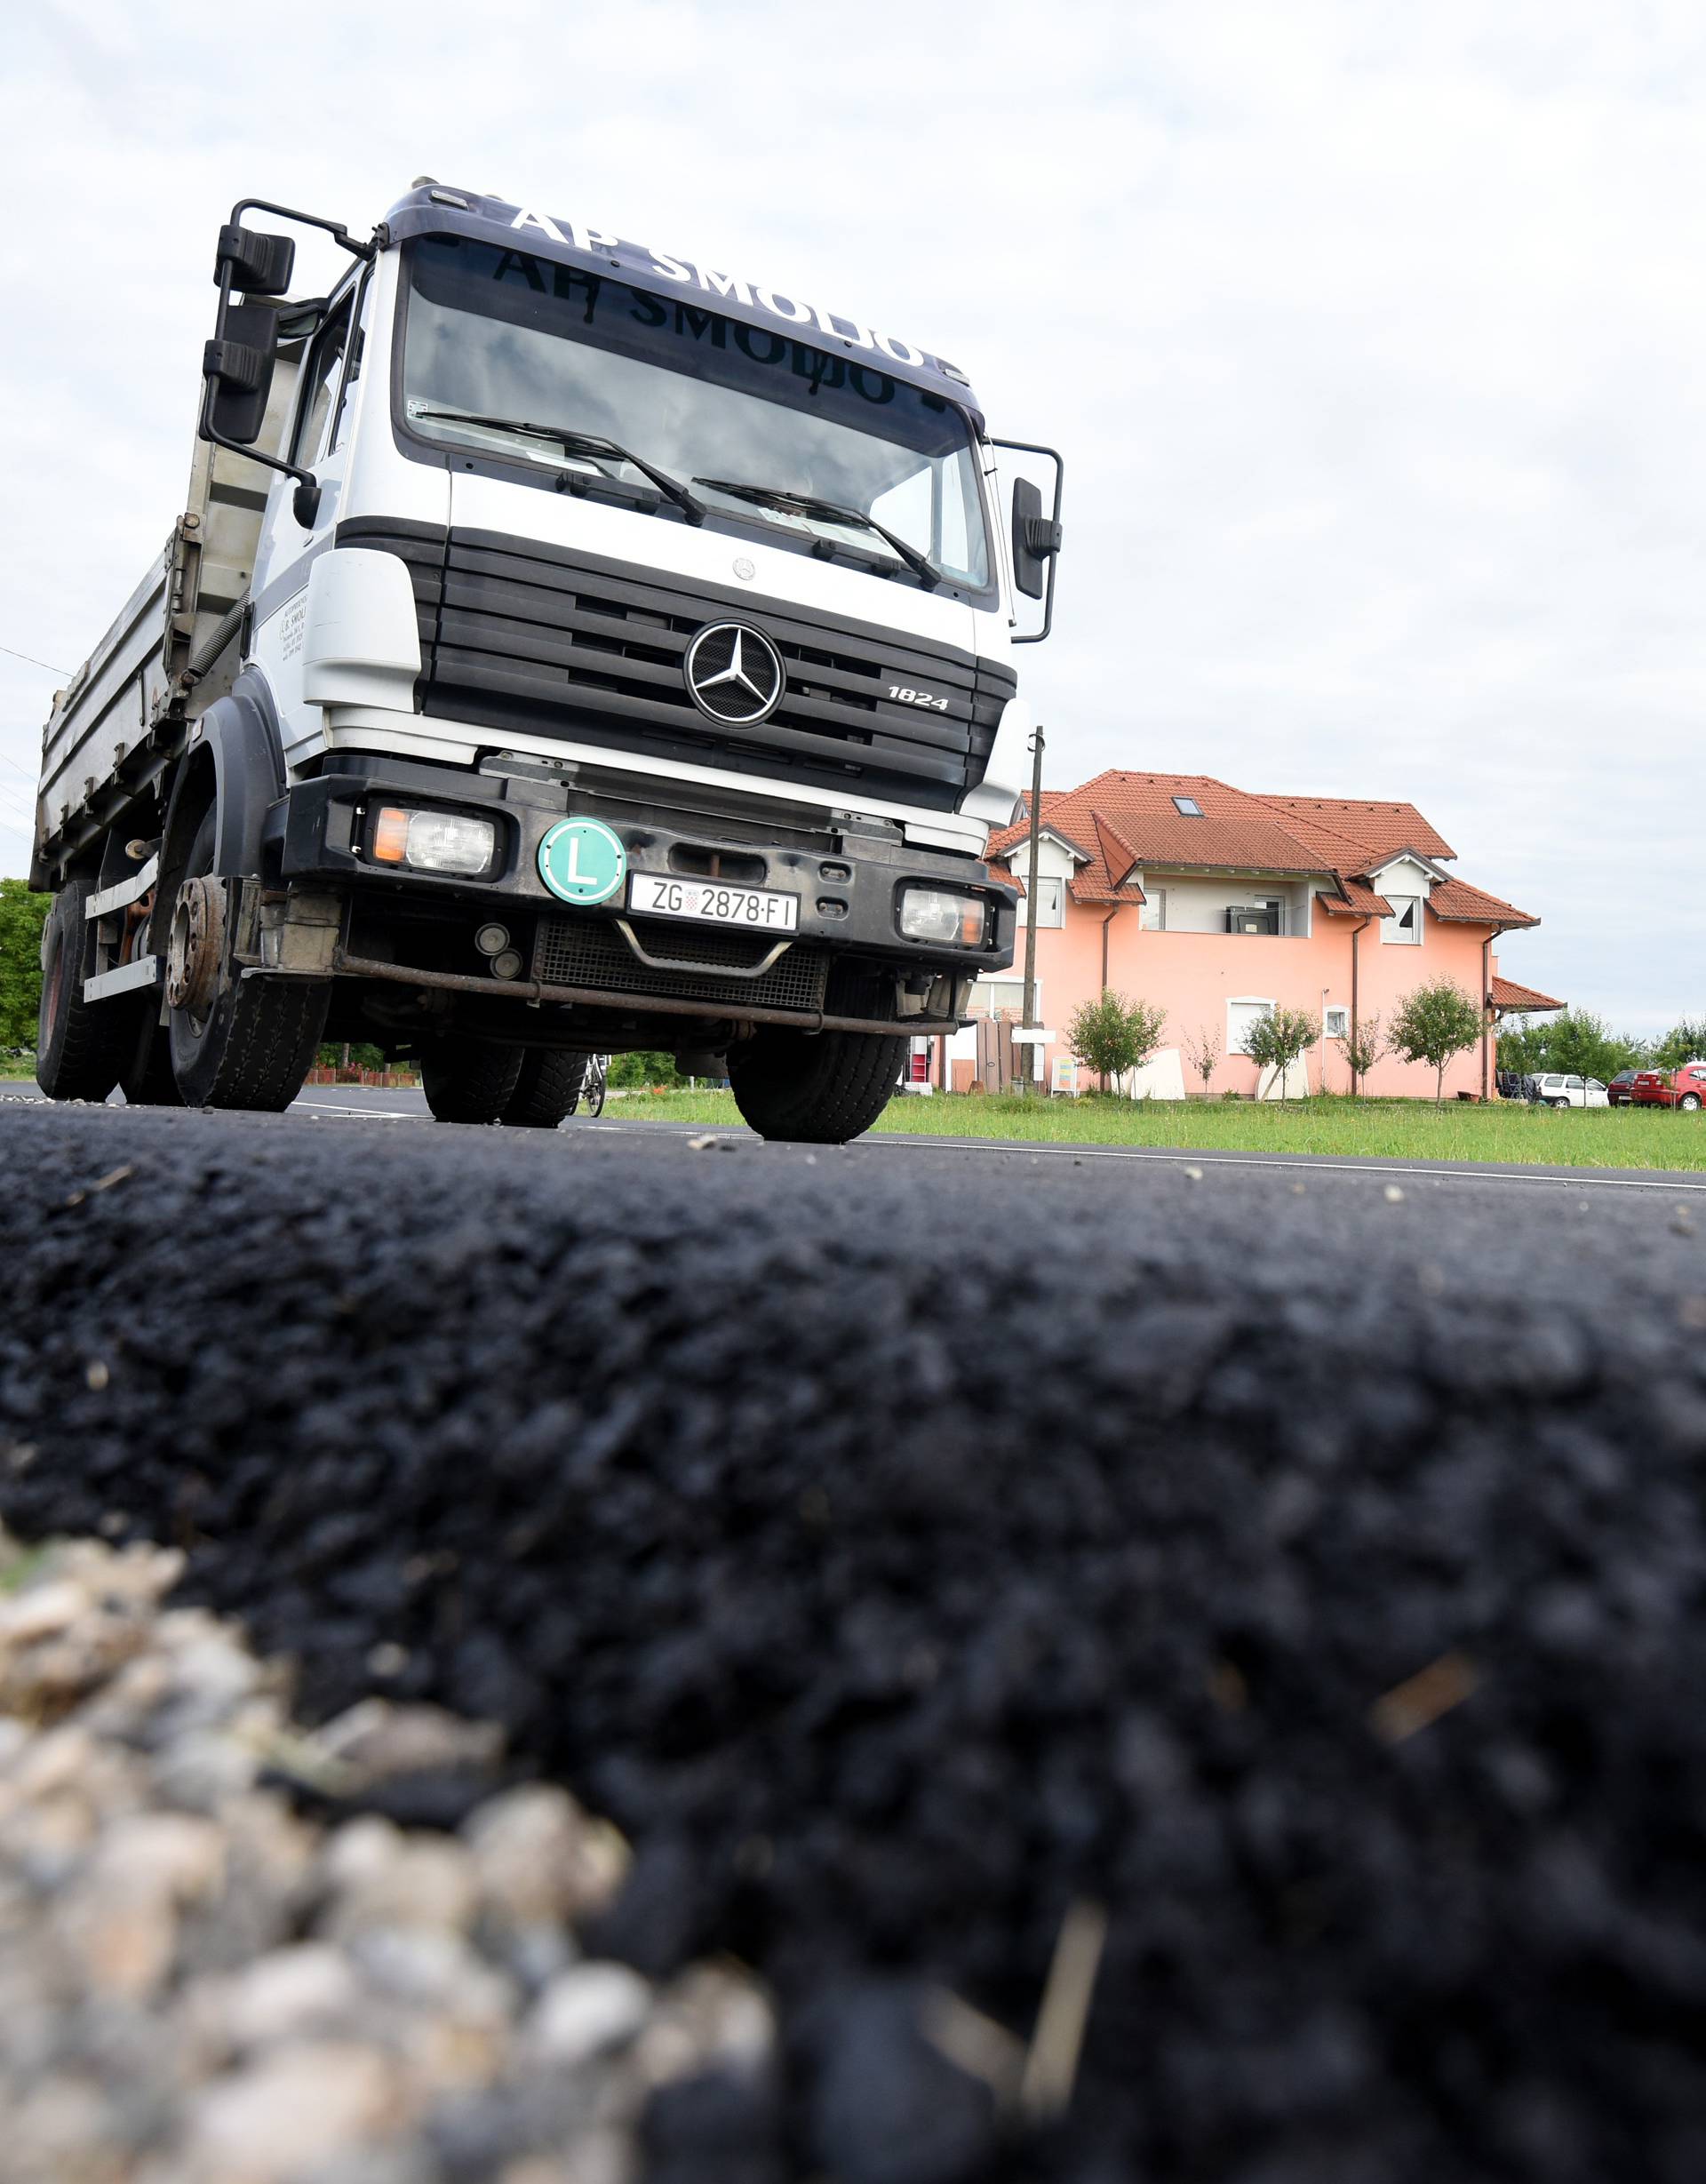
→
(4, 1095, 1704, 2181)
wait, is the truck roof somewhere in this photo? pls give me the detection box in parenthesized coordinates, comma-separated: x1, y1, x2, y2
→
(381, 184, 983, 425)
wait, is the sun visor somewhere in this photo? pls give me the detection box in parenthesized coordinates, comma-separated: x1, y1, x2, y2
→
(382, 187, 983, 426)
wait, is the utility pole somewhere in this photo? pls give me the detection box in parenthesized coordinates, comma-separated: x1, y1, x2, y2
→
(1020, 725, 1045, 1094)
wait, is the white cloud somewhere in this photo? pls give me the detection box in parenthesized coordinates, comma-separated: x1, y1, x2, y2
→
(2, 0, 1700, 1025)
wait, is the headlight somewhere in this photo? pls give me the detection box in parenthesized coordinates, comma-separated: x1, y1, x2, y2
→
(897, 885, 988, 947)
(371, 806, 497, 876)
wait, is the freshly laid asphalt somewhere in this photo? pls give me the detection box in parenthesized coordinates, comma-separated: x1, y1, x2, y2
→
(10, 1076, 1706, 1194)
(4, 1096, 1706, 2183)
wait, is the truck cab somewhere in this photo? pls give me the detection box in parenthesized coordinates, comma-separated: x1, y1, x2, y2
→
(31, 187, 1062, 1140)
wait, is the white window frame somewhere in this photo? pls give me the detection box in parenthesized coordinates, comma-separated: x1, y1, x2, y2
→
(1323, 1005, 1349, 1040)
(970, 976, 1031, 1019)
(1227, 996, 1275, 1059)
(1381, 895, 1423, 945)
(1031, 875, 1065, 929)
(1140, 885, 1166, 932)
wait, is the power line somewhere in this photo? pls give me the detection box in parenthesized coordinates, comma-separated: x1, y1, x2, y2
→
(0, 642, 71, 676)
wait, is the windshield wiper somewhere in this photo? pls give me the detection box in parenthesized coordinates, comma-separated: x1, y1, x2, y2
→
(409, 407, 706, 523)
(691, 477, 945, 590)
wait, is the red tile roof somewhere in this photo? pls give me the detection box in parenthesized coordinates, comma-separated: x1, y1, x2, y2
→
(1315, 881, 1394, 919)
(983, 770, 1535, 929)
(1491, 976, 1565, 1014)
(1255, 795, 1456, 863)
(1428, 876, 1538, 928)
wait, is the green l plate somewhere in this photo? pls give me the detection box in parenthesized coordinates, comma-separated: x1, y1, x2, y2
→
(538, 817, 627, 906)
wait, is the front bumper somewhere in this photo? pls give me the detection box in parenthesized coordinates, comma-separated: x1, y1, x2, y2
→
(271, 754, 1017, 1030)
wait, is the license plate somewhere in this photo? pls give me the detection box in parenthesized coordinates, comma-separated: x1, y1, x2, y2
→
(628, 873, 800, 931)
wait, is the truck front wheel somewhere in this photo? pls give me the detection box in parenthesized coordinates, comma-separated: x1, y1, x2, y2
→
(728, 1027, 907, 1144)
(165, 812, 329, 1111)
(501, 1049, 588, 1128)
(35, 873, 138, 1103)
(420, 1038, 524, 1124)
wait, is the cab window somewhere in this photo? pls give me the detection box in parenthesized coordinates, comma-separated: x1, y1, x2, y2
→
(291, 295, 354, 467)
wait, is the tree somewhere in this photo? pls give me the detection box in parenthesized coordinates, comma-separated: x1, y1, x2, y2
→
(1181, 1024, 1221, 1097)
(1499, 1009, 1650, 1081)
(1535, 1008, 1641, 1084)
(1067, 990, 1168, 1093)
(1239, 1006, 1319, 1099)
(1342, 1011, 1386, 1096)
(0, 879, 52, 1051)
(1495, 1013, 1546, 1076)
(1390, 978, 1484, 1104)
(1656, 1016, 1706, 1069)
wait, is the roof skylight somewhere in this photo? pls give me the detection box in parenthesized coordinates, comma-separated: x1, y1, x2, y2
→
(1172, 795, 1204, 817)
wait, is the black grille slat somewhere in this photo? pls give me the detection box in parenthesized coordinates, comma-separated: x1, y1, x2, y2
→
(535, 915, 828, 1011)
(339, 521, 1013, 812)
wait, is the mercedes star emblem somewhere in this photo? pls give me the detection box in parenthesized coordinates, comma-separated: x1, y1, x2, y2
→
(683, 621, 785, 726)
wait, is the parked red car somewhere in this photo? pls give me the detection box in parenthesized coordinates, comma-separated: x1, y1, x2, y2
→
(1630, 1061, 1706, 1111)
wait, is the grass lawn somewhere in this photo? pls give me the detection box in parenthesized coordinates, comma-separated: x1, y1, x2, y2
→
(616, 1088, 1706, 1171)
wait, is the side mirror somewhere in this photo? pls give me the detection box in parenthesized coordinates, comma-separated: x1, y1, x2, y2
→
(993, 440, 1064, 644)
(1010, 478, 1063, 600)
(202, 301, 281, 445)
(216, 222, 296, 298)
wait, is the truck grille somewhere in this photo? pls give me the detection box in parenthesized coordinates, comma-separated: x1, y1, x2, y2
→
(534, 914, 830, 1013)
(334, 520, 1016, 814)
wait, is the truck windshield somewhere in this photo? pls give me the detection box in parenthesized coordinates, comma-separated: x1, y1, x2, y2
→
(400, 236, 991, 594)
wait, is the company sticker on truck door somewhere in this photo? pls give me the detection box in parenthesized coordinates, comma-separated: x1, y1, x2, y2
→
(538, 818, 626, 905)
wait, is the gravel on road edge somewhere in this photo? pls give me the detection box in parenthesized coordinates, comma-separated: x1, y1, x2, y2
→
(0, 1522, 776, 2184)
(4, 1101, 1706, 2183)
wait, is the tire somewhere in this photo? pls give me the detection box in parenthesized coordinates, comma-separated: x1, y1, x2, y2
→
(167, 812, 330, 1111)
(1551, 1098, 1570, 1110)
(1681, 1094, 1702, 1113)
(728, 1028, 907, 1144)
(118, 1014, 183, 1107)
(501, 1048, 587, 1128)
(35, 872, 140, 1102)
(582, 1062, 606, 1120)
(421, 1038, 525, 1124)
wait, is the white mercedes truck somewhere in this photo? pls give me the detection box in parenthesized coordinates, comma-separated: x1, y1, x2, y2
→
(30, 184, 1062, 1140)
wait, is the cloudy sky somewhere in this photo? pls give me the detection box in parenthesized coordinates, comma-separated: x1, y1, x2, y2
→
(4, 1, 1702, 1027)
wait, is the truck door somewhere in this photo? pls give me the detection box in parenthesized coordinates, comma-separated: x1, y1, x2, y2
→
(249, 280, 365, 758)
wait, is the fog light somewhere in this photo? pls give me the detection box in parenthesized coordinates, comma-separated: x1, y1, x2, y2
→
(897, 885, 987, 947)
(371, 806, 497, 876)
(474, 921, 510, 956)
(490, 948, 524, 981)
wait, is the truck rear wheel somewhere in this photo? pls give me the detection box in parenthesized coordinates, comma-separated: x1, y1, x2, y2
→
(728, 1027, 907, 1144)
(166, 812, 329, 1111)
(501, 1049, 588, 1128)
(421, 1038, 524, 1124)
(36, 873, 137, 1103)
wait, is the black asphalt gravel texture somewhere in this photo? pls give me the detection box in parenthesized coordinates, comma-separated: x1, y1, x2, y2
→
(4, 1100, 1706, 2184)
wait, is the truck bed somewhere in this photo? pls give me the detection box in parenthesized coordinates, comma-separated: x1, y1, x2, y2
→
(31, 344, 307, 889)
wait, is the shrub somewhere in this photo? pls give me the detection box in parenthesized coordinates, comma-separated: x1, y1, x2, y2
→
(1239, 1007, 1319, 1099)
(1067, 991, 1168, 1093)
(1391, 979, 1484, 1104)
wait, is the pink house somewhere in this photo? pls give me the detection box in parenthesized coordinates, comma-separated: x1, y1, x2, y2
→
(945, 771, 1559, 1099)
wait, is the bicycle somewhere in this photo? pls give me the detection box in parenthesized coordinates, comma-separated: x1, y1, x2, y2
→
(572, 1052, 608, 1119)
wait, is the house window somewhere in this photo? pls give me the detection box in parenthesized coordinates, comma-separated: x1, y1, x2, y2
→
(969, 977, 1028, 1018)
(1383, 896, 1422, 945)
(1032, 876, 1064, 929)
(1324, 1006, 1349, 1039)
(1227, 998, 1274, 1057)
(1141, 888, 1166, 931)
(1172, 795, 1204, 817)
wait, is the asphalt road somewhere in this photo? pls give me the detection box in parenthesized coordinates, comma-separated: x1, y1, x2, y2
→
(4, 1096, 1706, 2181)
(6, 1076, 1706, 1197)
